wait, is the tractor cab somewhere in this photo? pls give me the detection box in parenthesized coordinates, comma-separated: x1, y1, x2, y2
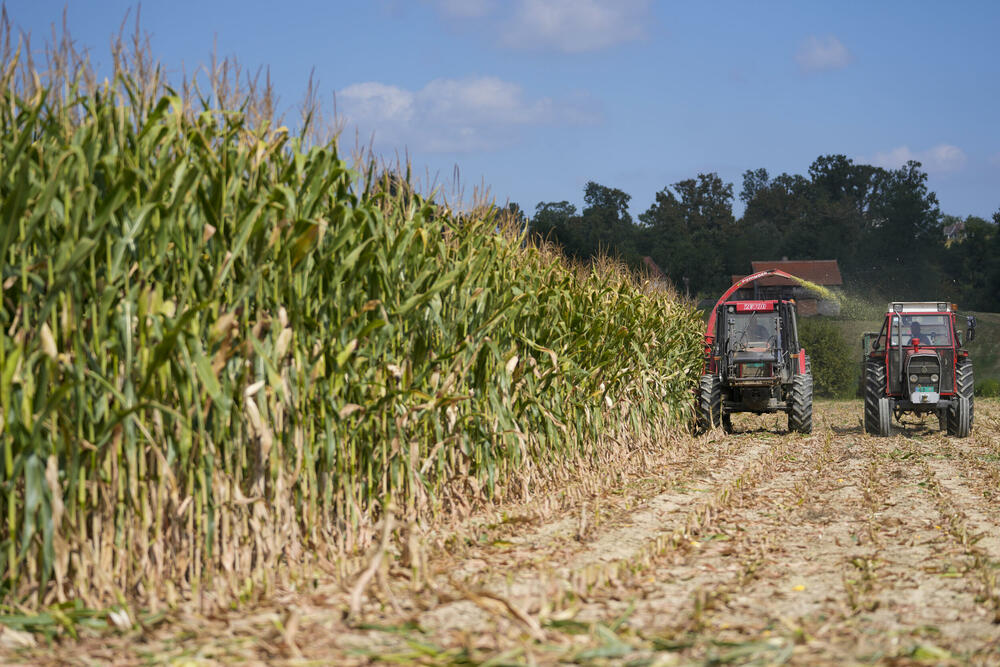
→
(724, 302, 780, 384)
(710, 300, 805, 385)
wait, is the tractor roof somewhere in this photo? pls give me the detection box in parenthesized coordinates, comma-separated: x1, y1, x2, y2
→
(886, 302, 957, 314)
(722, 299, 793, 312)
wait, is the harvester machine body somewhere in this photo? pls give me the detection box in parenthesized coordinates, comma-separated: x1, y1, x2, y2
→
(697, 270, 813, 434)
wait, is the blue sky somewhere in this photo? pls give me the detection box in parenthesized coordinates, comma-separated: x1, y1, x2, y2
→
(9, 1, 1000, 220)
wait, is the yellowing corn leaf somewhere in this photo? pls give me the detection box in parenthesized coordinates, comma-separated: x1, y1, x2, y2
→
(339, 403, 364, 419)
(505, 355, 519, 375)
(40, 322, 58, 360)
(275, 328, 293, 359)
(244, 380, 266, 397)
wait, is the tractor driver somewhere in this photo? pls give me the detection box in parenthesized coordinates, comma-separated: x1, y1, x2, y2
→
(909, 321, 927, 345)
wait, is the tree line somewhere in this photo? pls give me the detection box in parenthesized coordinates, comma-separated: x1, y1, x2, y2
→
(524, 155, 1000, 311)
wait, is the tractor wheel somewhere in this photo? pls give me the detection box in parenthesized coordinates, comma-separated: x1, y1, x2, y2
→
(863, 362, 891, 437)
(947, 397, 971, 438)
(696, 375, 722, 432)
(787, 373, 813, 434)
(722, 413, 734, 434)
(947, 360, 974, 437)
(959, 359, 974, 430)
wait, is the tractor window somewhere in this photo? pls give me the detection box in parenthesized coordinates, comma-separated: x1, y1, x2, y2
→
(888, 314, 952, 347)
(728, 313, 778, 350)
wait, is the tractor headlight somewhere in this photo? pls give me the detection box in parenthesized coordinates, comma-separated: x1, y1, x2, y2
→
(931, 374, 939, 382)
(909, 374, 918, 383)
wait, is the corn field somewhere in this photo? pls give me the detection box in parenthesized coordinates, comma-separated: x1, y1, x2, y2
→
(0, 43, 703, 610)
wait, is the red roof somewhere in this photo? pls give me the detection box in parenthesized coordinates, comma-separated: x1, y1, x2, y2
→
(731, 260, 842, 287)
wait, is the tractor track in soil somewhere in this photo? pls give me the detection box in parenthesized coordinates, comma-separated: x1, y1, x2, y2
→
(5, 401, 1000, 665)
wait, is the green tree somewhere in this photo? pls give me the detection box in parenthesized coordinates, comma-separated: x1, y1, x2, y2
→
(738, 155, 946, 299)
(863, 160, 943, 296)
(737, 171, 813, 264)
(808, 154, 882, 214)
(581, 181, 640, 264)
(531, 200, 581, 253)
(941, 214, 1000, 311)
(798, 317, 854, 398)
(737, 159, 874, 277)
(641, 173, 736, 296)
(739, 167, 771, 205)
(531, 183, 642, 266)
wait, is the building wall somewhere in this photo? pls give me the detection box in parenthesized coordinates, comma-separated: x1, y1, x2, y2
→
(816, 299, 841, 316)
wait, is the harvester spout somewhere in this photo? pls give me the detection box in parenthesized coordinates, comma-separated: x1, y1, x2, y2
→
(704, 269, 799, 344)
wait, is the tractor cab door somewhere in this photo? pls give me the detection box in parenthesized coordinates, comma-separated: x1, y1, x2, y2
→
(777, 302, 801, 377)
(778, 302, 799, 353)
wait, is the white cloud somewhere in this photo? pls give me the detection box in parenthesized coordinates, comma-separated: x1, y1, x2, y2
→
(796, 35, 852, 73)
(869, 144, 968, 174)
(338, 82, 414, 124)
(337, 77, 597, 153)
(503, 0, 650, 53)
(430, 0, 651, 53)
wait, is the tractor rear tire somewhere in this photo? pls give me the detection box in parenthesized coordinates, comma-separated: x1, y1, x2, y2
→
(697, 375, 722, 432)
(864, 362, 891, 437)
(787, 374, 813, 434)
(947, 360, 973, 437)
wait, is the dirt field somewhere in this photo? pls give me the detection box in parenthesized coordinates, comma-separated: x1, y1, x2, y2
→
(5, 400, 1000, 665)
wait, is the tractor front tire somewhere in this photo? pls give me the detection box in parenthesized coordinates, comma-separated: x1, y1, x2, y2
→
(947, 359, 974, 437)
(864, 362, 891, 437)
(947, 397, 971, 438)
(787, 374, 813, 434)
(697, 374, 722, 432)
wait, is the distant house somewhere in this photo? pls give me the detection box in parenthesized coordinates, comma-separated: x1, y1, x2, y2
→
(730, 259, 843, 316)
(943, 220, 966, 244)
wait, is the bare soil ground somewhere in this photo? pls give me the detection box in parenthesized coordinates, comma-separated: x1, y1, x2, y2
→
(5, 400, 1000, 665)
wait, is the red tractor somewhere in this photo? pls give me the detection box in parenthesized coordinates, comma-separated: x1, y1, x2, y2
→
(697, 270, 813, 434)
(862, 302, 976, 437)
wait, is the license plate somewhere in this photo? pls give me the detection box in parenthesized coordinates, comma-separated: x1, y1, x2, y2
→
(917, 385, 934, 392)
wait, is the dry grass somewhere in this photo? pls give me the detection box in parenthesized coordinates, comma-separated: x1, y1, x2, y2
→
(5, 401, 1000, 664)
